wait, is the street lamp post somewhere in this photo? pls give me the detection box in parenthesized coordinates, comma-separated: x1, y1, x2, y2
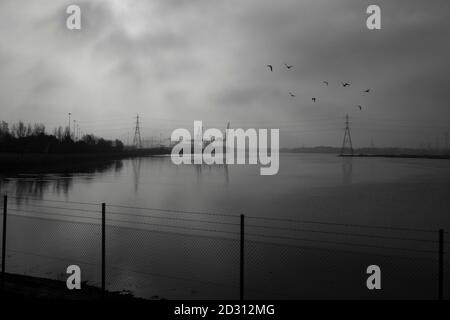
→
(68, 113, 71, 138)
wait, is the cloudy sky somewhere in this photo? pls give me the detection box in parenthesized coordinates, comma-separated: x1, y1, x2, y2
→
(0, 0, 449, 148)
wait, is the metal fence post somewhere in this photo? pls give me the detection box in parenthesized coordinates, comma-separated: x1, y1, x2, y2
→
(2, 195, 7, 277)
(439, 229, 444, 300)
(102, 202, 106, 298)
(240, 214, 244, 301)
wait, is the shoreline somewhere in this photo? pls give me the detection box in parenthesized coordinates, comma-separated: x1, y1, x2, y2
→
(0, 148, 171, 173)
(0, 272, 145, 300)
(338, 153, 450, 160)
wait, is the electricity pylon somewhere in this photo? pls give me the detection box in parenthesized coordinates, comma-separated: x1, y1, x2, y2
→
(340, 114, 354, 155)
(133, 114, 142, 149)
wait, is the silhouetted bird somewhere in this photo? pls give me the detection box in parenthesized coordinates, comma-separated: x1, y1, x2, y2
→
(357, 105, 362, 110)
(323, 81, 329, 86)
(312, 98, 317, 102)
(341, 82, 350, 87)
(267, 65, 273, 72)
(284, 63, 293, 69)
(364, 89, 370, 93)
(289, 92, 296, 97)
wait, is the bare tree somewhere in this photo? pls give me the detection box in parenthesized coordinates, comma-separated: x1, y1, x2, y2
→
(0, 121, 9, 136)
(53, 126, 64, 141)
(33, 123, 46, 136)
(12, 121, 27, 138)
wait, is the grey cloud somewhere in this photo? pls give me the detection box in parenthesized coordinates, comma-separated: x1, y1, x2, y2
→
(0, 0, 449, 147)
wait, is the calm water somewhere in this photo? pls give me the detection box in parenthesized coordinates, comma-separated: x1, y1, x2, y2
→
(1, 154, 450, 299)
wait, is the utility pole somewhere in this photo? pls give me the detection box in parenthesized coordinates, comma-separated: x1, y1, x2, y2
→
(133, 114, 142, 149)
(340, 114, 354, 155)
(68, 113, 71, 137)
(73, 120, 76, 141)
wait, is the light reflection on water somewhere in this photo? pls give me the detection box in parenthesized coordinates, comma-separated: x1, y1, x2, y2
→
(1, 154, 450, 299)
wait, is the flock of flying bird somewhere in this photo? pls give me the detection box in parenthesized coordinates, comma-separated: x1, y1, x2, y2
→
(266, 63, 371, 111)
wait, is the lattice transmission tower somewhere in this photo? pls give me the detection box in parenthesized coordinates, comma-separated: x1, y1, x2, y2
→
(340, 113, 354, 155)
(133, 114, 142, 149)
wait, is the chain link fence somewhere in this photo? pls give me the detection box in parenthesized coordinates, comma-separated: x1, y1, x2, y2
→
(0, 194, 448, 300)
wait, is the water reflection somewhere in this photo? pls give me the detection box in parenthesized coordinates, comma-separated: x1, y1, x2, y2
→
(224, 164, 229, 185)
(0, 160, 123, 203)
(341, 157, 353, 185)
(0, 156, 232, 204)
(195, 163, 230, 186)
(131, 157, 142, 193)
(195, 164, 202, 183)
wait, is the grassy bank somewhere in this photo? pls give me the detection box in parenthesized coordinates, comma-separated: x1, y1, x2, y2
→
(0, 273, 142, 300)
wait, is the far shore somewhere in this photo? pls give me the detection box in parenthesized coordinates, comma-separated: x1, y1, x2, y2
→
(338, 153, 450, 160)
(0, 148, 171, 173)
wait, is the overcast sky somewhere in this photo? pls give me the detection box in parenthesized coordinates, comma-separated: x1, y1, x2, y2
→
(0, 0, 449, 148)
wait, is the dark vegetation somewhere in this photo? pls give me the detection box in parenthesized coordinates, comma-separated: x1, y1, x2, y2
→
(0, 121, 171, 172)
(0, 121, 124, 154)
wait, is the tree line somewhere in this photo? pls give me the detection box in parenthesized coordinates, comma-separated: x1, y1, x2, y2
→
(0, 121, 124, 154)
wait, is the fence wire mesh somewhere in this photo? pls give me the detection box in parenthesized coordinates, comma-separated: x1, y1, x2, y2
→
(0, 194, 448, 300)
(3, 196, 102, 294)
